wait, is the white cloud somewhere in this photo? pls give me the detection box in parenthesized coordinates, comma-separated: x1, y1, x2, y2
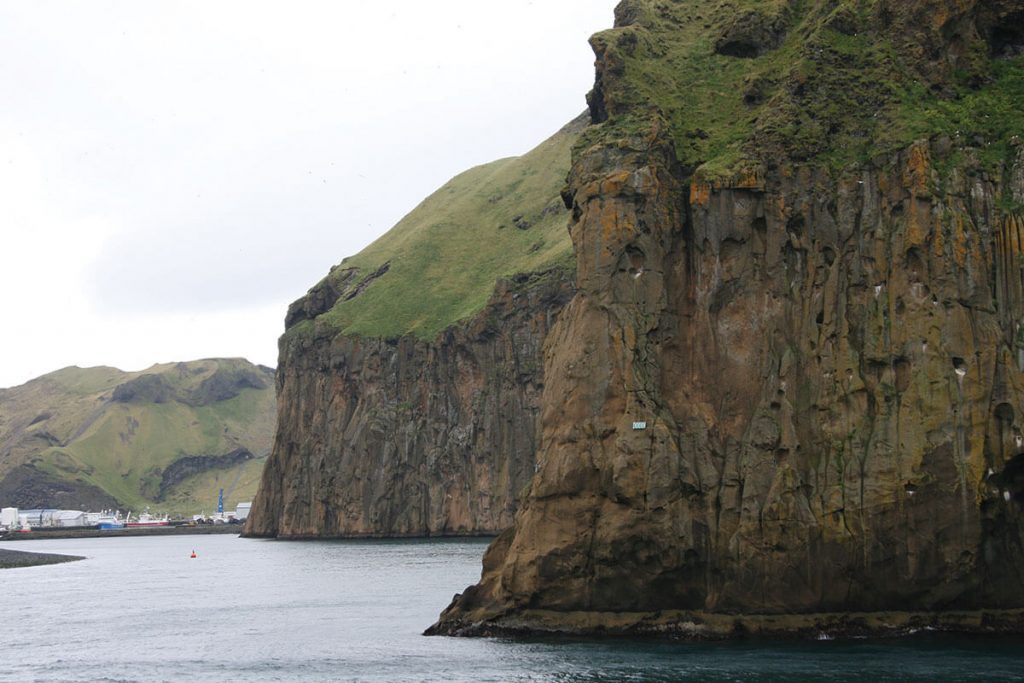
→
(0, 0, 614, 388)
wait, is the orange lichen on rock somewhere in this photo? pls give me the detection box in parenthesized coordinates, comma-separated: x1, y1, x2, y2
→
(690, 182, 711, 207)
(905, 199, 930, 250)
(599, 200, 636, 248)
(905, 143, 932, 198)
(931, 208, 945, 258)
(599, 170, 633, 197)
(732, 167, 765, 191)
(951, 211, 970, 268)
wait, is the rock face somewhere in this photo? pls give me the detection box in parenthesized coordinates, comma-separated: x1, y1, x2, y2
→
(245, 269, 574, 537)
(430, 0, 1024, 636)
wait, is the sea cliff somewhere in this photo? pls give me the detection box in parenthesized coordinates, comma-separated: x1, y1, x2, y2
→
(246, 270, 573, 537)
(429, 0, 1024, 636)
(245, 118, 583, 537)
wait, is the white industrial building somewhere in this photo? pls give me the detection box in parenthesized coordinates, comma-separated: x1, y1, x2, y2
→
(1, 507, 19, 530)
(15, 509, 90, 529)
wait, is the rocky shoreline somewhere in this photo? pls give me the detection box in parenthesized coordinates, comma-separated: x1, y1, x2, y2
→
(426, 607, 1024, 641)
(0, 548, 84, 569)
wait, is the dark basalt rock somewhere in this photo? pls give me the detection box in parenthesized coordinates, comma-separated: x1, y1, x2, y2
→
(111, 374, 174, 404)
(0, 464, 121, 510)
(184, 366, 272, 406)
(156, 447, 255, 501)
(714, 7, 791, 59)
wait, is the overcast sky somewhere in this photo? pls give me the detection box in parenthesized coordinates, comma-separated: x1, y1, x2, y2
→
(0, 1, 614, 389)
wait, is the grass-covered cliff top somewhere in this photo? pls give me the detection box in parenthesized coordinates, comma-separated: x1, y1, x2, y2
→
(585, 0, 1023, 182)
(289, 115, 584, 341)
(0, 359, 275, 513)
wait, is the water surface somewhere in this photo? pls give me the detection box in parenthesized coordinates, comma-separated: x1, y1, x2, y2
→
(1, 535, 1022, 682)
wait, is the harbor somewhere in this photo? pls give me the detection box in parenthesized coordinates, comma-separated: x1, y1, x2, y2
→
(0, 523, 243, 541)
(0, 488, 251, 540)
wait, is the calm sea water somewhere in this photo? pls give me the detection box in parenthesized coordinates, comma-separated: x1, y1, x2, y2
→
(1, 535, 1022, 682)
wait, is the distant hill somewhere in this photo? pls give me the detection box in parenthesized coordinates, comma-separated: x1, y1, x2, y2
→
(0, 359, 275, 515)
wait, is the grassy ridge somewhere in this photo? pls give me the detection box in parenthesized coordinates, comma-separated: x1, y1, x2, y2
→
(0, 359, 275, 514)
(298, 114, 585, 341)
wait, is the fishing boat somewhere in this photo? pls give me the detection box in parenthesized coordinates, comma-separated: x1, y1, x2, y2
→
(97, 513, 125, 530)
(88, 510, 124, 530)
(125, 509, 169, 527)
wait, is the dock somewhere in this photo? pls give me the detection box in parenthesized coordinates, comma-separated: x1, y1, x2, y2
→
(0, 524, 245, 542)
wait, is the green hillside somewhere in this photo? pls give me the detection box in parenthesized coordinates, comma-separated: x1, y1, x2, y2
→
(0, 359, 275, 515)
(290, 114, 585, 341)
(587, 0, 1024, 183)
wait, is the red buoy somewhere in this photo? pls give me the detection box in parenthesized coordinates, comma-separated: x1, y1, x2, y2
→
(190, 550, 197, 558)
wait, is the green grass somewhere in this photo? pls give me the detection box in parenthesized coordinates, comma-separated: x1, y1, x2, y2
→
(159, 454, 268, 514)
(583, 0, 1024, 180)
(43, 366, 128, 394)
(295, 115, 585, 341)
(0, 359, 275, 514)
(893, 55, 1024, 178)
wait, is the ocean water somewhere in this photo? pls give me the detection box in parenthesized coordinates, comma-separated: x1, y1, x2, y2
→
(1, 535, 1022, 682)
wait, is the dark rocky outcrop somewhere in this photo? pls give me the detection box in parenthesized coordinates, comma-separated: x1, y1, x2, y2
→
(245, 268, 574, 537)
(284, 266, 363, 329)
(112, 374, 174, 404)
(156, 447, 255, 501)
(714, 3, 793, 58)
(112, 365, 273, 407)
(0, 464, 120, 510)
(185, 366, 272, 406)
